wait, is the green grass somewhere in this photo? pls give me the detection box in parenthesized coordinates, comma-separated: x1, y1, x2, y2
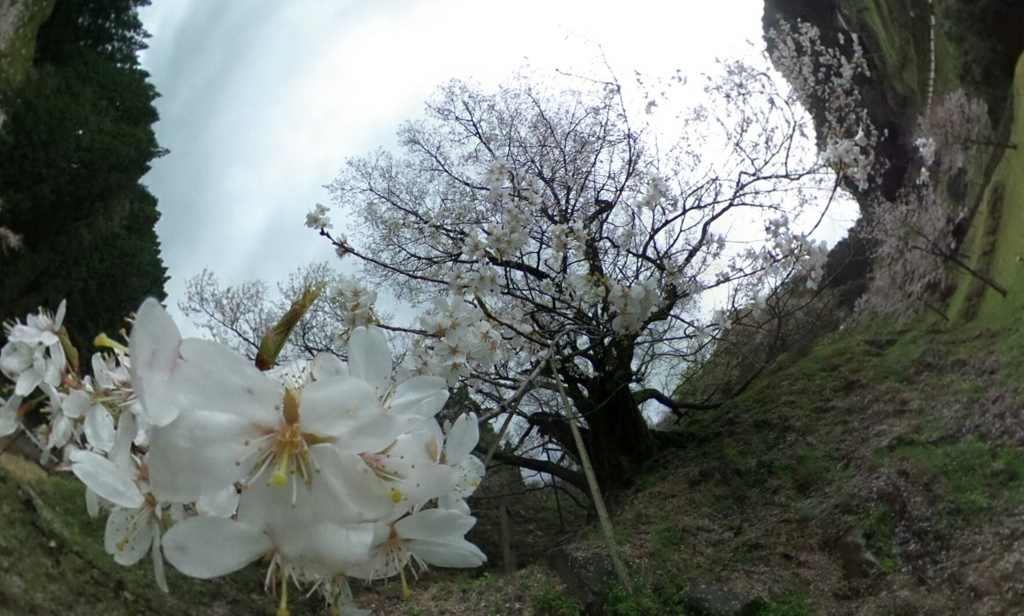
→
(896, 439, 1024, 520)
(861, 505, 902, 571)
(969, 54, 1024, 328)
(928, 0, 962, 97)
(0, 466, 320, 615)
(532, 582, 584, 616)
(0, 0, 56, 95)
(756, 594, 816, 616)
(777, 446, 835, 495)
(650, 524, 684, 563)
(603, 580, 689, 616)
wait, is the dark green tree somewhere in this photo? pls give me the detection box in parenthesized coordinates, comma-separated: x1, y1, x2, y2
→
(0, 49, 162, 235)
(0, 0, 166, 353)
(34, 0, 151, 68)
(0, 183, 168, 354)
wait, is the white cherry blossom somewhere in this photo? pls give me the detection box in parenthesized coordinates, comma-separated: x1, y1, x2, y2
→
(439, 413, 485, 515)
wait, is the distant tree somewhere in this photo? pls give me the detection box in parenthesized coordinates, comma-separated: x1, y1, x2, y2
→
(179, 262, 360, 363)
(34, 0, 151, 68)
(857, 90, 1007, 322)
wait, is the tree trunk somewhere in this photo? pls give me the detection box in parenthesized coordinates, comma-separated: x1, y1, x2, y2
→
(554, 337, 657, 493)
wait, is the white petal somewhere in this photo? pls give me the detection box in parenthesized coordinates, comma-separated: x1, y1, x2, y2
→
(85, 488, 101, 517)
(311, 352, 347, 380)
(438, 494, 471, 516)
(284, 522, 376, 575)
(389, 376, 448, 420)
(104, 507, 152, 566)
(152, 529, 168, 593)
(84, 405, 116, 453)
(70, 449, 144, 509)
(162, 517, 270, 579)
(301, 377, 400, 454)
(130, 299, 183, 426)
(46, 413, 75, 451)
(146, 410, 259, 504)
(0, 396, 20, 437)
(54, 299, 67, 329)
(14, 367, 43, 397)
(62, 391, 91, 419)
(406, 537, 486, 568)
(46, 343, 66, 385)
(196, 486, 239, 518)
(176, 339, 281, 423)
(109, 411, 137, 471)
(396, 508, 476, 541)
(444, 413, 479, 463)
(348, 327, 392, 394)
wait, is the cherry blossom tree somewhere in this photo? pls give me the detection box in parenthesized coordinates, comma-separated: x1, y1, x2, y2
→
(857, 89, 1011, 321)
(319, 66, 841, 493)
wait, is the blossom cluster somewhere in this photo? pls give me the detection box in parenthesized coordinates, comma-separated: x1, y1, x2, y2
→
(305, 203, 333, 231)
(916, 89, 992, 172)
(331, 275, 379, 334)
(607, 279, 661, 333)
(409, 297, 504, 387)
(0, 299, 487, 615)
(722, 214, 829, 294)
(822, 129, 873, 191)
(768, 18, 878, 190)
(478, 202, 531, 261)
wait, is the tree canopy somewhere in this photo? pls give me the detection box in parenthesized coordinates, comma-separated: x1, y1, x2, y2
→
(313, 67, 841, 492)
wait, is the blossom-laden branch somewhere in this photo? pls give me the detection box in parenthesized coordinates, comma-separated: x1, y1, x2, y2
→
(1, 299, 488, 615)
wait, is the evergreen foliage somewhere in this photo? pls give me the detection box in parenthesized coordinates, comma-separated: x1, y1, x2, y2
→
(34, 0, 151, 68)
(0, 0, 166, 351)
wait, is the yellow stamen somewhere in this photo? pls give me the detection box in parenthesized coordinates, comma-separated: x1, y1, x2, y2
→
(386, 487, 404, 503)
(276, 582, 290, 616)
(400, 567, 412, 599)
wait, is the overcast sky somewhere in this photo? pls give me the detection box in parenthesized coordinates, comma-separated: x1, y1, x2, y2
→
(138, 0, 855, 334)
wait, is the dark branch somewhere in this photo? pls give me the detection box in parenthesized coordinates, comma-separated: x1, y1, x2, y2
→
(480, 446, 589, 495)
(632, 388, 721, 412)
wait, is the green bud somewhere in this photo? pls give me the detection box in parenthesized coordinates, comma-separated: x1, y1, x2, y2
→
(255, 283, 326, 371)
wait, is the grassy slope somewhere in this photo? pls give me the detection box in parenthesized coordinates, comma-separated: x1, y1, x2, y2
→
(960, 55, 1024, 331)
(0, 454, 326, 616)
